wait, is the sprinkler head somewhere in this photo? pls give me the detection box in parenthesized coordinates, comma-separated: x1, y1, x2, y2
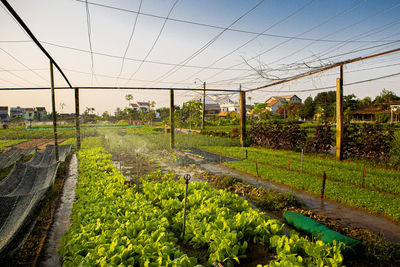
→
(183, 174, 191, 183)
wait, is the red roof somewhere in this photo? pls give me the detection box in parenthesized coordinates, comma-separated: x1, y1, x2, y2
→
(137, 102, 150, 106)
(267, 99, 279, 106)
(0, 106, 8, 111)
(131, 104, 139, 108)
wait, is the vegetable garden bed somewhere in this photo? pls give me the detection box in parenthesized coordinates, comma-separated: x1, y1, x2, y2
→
(59, 138, 346, 266)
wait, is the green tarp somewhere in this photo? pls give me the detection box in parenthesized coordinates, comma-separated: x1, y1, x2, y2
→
(283, 211, 361, 251)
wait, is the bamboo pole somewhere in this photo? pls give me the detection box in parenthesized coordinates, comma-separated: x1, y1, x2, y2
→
(336, 65, 343, 161)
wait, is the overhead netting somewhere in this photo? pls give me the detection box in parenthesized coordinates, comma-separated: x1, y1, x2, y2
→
(0, 147, 36, 169)
(0, 144, 72, 258)
(28, 144, 72, 167)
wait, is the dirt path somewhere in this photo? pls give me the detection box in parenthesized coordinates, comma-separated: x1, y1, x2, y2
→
(13, 139, 68, 152)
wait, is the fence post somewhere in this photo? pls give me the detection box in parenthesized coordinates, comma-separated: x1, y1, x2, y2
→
(362, 166, 366, 188)
(301, 148, 304, 174)
(255, 161, 259, 177)
(119, 144, 121, 172)
(287, 158, 290, 170)
(321, 172, 327, 198)
(182, 174, 191, 240)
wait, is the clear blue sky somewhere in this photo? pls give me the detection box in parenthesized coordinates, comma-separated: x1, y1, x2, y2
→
(0, 0, 399, 114)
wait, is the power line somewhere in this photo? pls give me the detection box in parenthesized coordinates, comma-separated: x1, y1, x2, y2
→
(123, 0, 180, 86)
(0, 46, 49, 83)
(76, 0, 399, 44)
(39, 40, 249, 71)
(246, 47, 400, 92)
(151, 0, 267, 84)
(204, 1, 400, 82)
(177, 0, 318, 84)
(85, 0, 95, 85)
(259, 71, 400, 93)
(115, 0, 143, 85)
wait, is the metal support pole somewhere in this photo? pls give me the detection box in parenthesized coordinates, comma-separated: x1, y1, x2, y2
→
(202, 82, 206, 130)
(336, 65, 343, 161)
(74, 88, 81, 150)
(136, 152, 140, 193)
(170, 89, 175, 149)
(50, 61, 59, 163)
(182, 174, 191, 240)
(239, 85, 246, 147)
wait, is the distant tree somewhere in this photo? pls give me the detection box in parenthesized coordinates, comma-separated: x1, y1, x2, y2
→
(114, 107, 125, 121)
(358, 96, 371, 108)
(343, 94, 359, 112)
(373, 89, 400, 107)
(125, 94, 133, 107)
(183, 100, 201, 129)
(150, 101, 156, 110)
(156, 107, 170, 120)
(102, 111, 110, 121)
(314, 91, 336, 119)
(253, 103, 270, 121)
(299, 96, 315, 120)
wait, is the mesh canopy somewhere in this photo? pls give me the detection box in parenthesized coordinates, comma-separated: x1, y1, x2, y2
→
(0, 147, 36, 169)
(0, 144, 72, 257)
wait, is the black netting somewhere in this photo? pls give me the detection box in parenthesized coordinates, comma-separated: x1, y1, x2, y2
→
(0, 144, 72, 257)
(0, 147, 36, 169)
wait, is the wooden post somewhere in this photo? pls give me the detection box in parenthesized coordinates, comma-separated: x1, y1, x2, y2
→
(239, 85, 246, 147)
(50, 61, 59, 163)
(287, 158, 290, 170)
(336, 65, 343, 161)
(170, 89, 175, 149)
(74, 87, 81, 150)
(255, 161, 259, 177)
(362, 166, 366, 188)
(390, 107, 394, 124)
(321, 172, 327, 198)
(202, 81, 206, 130)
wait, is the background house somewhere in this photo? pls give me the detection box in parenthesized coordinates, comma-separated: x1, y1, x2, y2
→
(191, 95, 221, 116)
(131, 102, 151, 112)
(35, 107, 48, 120)
(22, 107, 35, 121)
(0, 106, 9, 122)
(265, 95, 302, 114)
(10, 106, 23, 119)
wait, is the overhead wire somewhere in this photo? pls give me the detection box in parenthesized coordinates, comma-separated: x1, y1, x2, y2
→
(203, 1, 400, 83)
(176, 0, 318, 84)
(85, 0, 96, 85)
(76, 0, 399, 44)
(115, 0, 143, 85)
(0, 46, 49, 83)
(39, 40, 249, 71)
(123, 0, 180, 86)
(258, 71, 400, 93)
(148, 0, 267, 85)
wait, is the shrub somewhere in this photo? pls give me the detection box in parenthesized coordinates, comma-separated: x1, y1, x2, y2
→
(306, 122, 333, 153)
(249, 121, 306, 150)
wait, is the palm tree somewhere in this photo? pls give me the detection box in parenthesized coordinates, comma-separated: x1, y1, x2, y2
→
(59, 102, 66, 113)
(125, 94, 133, 107)
(247, 96, 252, 106)
(150, 101, 156, 110)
